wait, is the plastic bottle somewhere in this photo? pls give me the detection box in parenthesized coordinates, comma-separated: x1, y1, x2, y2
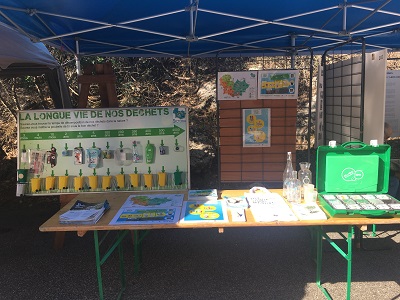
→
(132, 141, 141, 163)
(282, 151, 294, 198)
(145, 140, 155, 164)
(287, 171, 301, 203)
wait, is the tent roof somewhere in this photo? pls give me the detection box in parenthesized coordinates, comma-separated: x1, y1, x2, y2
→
(0, 23, 59, 69)
(0, 1, 400, 58)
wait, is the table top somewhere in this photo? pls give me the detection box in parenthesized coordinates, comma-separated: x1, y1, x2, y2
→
(39, 189, 400, 233)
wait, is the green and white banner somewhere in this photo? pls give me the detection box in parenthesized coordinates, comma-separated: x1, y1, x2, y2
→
(17, 106, 189, 195)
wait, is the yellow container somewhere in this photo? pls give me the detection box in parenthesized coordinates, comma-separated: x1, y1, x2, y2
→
(102, 175, 112, 190)
(129, 173, 140, 188)
(143, 174, 153, 188)
(115, 174, 125, 189)
(158, 172, 167, 187)
(74, 176, 84, 191)
(30, 177, 41, 193)
(58, 176, 69, 190)
(88, 175, 98, 190)
(45, 176, 56, 191)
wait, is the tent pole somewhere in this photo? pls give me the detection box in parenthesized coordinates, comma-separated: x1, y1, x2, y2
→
(75, 38, 82, 101)
(189, 0, 194, 37)
(342, 0, 347, 33)
(290, 34, 296, 69)
(75, 38, 82, 76)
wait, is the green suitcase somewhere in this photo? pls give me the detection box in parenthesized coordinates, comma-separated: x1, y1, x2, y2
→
(316, 141, 400, 217)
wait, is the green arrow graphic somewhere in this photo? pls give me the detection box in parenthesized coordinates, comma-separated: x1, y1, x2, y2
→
(18, 125, 185, 140)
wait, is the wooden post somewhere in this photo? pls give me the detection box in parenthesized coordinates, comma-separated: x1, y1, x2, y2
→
(55, 62, 119, 249)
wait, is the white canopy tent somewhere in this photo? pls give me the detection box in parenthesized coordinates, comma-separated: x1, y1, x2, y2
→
(0, 22, 71, 108)
(0, 23, 58, 69)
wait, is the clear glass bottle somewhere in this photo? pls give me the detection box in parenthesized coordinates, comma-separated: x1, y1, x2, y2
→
(287, 171, 301, 203)
(282, 151, 294, 198)
(298, 162, 312, 197)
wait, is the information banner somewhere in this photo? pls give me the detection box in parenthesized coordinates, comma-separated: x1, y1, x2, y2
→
(17, 106, 189, 195)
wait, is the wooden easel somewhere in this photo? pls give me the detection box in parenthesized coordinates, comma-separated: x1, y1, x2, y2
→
(77, 62, 119, 108)
(54, 62, 119, 250)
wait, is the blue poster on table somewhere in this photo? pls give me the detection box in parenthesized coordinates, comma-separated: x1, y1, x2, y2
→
(180, 201, 228, 222)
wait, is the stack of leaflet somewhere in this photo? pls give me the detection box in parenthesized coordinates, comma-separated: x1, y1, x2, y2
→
(59, 200, 110, 225)
(246, 192, 298, 222)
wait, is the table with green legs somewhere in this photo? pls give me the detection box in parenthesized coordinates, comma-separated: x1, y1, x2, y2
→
(39, 190, 400, 300)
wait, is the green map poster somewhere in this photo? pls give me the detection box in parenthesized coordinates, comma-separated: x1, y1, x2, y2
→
(217, 71, 257, 100)
(17, 106, 189, 195)
(258, 70, 299, 99)
(242, 108, 271, 147)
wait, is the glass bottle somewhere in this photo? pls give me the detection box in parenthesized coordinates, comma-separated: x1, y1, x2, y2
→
(298, 162, 312, 197)
(282, 151, 294, 198)
(287, 171, 301, 203)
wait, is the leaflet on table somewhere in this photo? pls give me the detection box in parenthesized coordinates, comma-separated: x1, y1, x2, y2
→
(188, 189, 218, 200)
(290, 203, 327, 220)
(246, 193, 298, 222)
(109, 206, 181, 225)
(123, 193, 184, 208)
(180, 200, 228, 222)
(59, 200, 110, 225)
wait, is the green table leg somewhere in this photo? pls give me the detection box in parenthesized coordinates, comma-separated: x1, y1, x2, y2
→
(316, 225, 354, 300)
(346, 226, 354, 300)
(94, 231, 104, 300)
(132, 230, 149, 275)
(93, 230, 129, 300)
(316, 226, 332, 299)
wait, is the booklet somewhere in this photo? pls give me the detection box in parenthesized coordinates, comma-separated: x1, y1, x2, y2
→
(59, 200, 110, 225)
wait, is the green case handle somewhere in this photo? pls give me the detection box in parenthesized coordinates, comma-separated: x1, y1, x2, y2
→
(341, 141, 368, 150)
(359, 210, 391, 217)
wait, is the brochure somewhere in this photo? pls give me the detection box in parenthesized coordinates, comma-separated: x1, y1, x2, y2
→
(59, 200, 110, 225)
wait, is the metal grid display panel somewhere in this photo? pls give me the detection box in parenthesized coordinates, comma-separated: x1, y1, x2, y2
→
(324, 55, 363, 144)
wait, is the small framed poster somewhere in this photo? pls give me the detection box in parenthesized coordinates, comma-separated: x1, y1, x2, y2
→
(217, 71, 257, 100)
(242, 108, 271, 147)
(258, 70, 299, 99)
